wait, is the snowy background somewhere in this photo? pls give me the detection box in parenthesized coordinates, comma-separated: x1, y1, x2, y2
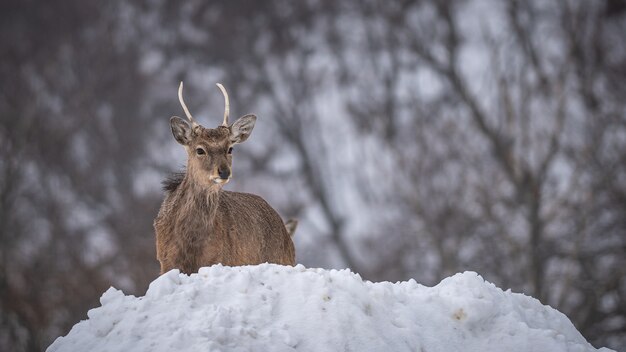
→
(1, 0, 625, 351)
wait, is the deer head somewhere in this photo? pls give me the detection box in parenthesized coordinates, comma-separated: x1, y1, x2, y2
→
(170, 82, 256, 188)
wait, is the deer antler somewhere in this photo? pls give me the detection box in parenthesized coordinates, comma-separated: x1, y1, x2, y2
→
(178, 82, 198, 128)
(216, 83, 230, 127)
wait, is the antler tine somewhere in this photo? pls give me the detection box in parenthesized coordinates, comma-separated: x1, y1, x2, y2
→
(216, 83, 230, 127)
(178, 82, 198, 127)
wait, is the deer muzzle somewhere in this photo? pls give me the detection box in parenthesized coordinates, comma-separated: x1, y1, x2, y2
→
(218, 167, 231, 180)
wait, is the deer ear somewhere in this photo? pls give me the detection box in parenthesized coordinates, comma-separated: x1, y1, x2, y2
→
(170, 116, 193, 145)
(230, 114, 256, 144)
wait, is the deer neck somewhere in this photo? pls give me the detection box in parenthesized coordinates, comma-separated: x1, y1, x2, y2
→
(178, 176, 222, 232)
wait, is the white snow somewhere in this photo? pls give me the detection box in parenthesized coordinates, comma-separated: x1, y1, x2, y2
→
(47, 264, 614, 352)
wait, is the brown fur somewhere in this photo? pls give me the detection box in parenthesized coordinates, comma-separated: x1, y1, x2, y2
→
(154, 120, 295, 275)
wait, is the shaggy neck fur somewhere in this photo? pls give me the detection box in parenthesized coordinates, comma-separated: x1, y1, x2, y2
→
(163, 170, 222, 228)
(177, 176, 221, 229)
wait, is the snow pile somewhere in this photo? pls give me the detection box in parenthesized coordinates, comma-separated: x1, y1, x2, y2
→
(48, 264, 613, 352)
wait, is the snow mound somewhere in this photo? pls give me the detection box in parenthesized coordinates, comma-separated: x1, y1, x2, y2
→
(48, 264, 613, 352)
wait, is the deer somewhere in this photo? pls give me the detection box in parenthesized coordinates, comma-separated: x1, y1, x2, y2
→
(154, 82, 296, 275)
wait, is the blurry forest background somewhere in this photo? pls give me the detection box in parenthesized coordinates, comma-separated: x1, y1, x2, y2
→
(1, 0, 625, 350)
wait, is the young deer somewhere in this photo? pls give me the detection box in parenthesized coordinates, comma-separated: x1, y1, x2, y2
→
(154, 82, 296, 275)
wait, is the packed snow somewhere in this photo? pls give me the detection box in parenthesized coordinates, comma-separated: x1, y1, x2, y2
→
(48, 264, 614, 352)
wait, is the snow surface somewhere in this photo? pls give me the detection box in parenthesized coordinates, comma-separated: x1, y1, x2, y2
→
(48, 264, 614, 352)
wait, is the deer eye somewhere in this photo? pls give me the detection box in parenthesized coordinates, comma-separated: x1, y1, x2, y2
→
(196, 148, 206, 155)
(228, 147, 233, 154)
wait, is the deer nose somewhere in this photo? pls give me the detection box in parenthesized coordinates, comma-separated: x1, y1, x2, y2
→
(218, 167, 230, 180)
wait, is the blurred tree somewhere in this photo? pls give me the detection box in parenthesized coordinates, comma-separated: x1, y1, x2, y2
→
(329, 0, 626, 348)
(0, 1, 159, 351)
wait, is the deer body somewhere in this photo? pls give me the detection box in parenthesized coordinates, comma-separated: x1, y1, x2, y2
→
(154, 83, 295, 275)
